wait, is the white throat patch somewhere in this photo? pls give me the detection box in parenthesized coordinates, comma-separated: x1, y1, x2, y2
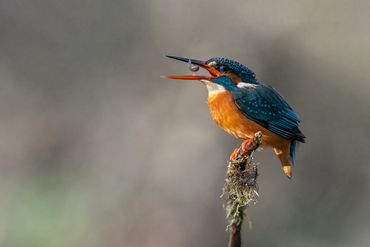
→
(201, 80, 226, 96)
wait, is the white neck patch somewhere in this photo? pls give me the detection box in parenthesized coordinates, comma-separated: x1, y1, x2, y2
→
(237, 82, 257, 89)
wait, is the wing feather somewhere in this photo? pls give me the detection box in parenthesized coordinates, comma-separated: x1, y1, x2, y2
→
(232, 83, 305, 142)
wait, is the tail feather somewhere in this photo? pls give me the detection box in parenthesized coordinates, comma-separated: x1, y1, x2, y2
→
(274, 146, 293, 179)
(289, 140, 297, 166)
(274, 139, 301, 179)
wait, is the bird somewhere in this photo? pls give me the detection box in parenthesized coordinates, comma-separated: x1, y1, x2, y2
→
(161, 55, 305, 178)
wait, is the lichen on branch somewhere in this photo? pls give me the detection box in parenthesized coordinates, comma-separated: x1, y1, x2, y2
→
(222, 131, 262, 247)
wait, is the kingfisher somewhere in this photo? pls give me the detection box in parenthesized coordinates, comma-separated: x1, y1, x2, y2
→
(162, 55, 305, 178)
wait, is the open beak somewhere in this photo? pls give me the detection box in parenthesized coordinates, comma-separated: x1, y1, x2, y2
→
(161, 55, 221, 81)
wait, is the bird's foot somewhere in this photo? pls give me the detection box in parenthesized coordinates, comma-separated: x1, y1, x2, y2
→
(229, 138, 252, 160)
(229, 147, 240, 160)
(240, 138, 252, 153)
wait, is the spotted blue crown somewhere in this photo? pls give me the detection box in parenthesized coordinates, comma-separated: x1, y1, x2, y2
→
(207, 57, 257, 84)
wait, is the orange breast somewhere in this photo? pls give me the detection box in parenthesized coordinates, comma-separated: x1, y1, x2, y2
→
(207, 91, 288, 148)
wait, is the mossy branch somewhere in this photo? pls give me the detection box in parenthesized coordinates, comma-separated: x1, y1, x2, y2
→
(222, 131, 262, 247)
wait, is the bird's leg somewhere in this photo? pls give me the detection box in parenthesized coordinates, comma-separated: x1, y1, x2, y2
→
(229, 138, 251, 160)
(240, 138, 252, 153)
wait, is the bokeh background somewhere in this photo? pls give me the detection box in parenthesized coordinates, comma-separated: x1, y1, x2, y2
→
(1, 0, 369, 246)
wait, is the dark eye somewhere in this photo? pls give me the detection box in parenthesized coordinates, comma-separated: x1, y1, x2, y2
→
(219, 65, 228, 72)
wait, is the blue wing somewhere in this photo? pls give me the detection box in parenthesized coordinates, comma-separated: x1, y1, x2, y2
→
(232, 83, 305, 142)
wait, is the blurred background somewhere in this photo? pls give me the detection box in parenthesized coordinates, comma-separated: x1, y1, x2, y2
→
(0, 0, 369, 246)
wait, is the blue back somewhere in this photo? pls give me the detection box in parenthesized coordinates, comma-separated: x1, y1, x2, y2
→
(210, 76, 305, 143)
(232, 84, 305, 142)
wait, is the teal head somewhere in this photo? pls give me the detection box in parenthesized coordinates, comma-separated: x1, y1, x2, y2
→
(206, 57, 257, 84)
(162, 55, 258, 95)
